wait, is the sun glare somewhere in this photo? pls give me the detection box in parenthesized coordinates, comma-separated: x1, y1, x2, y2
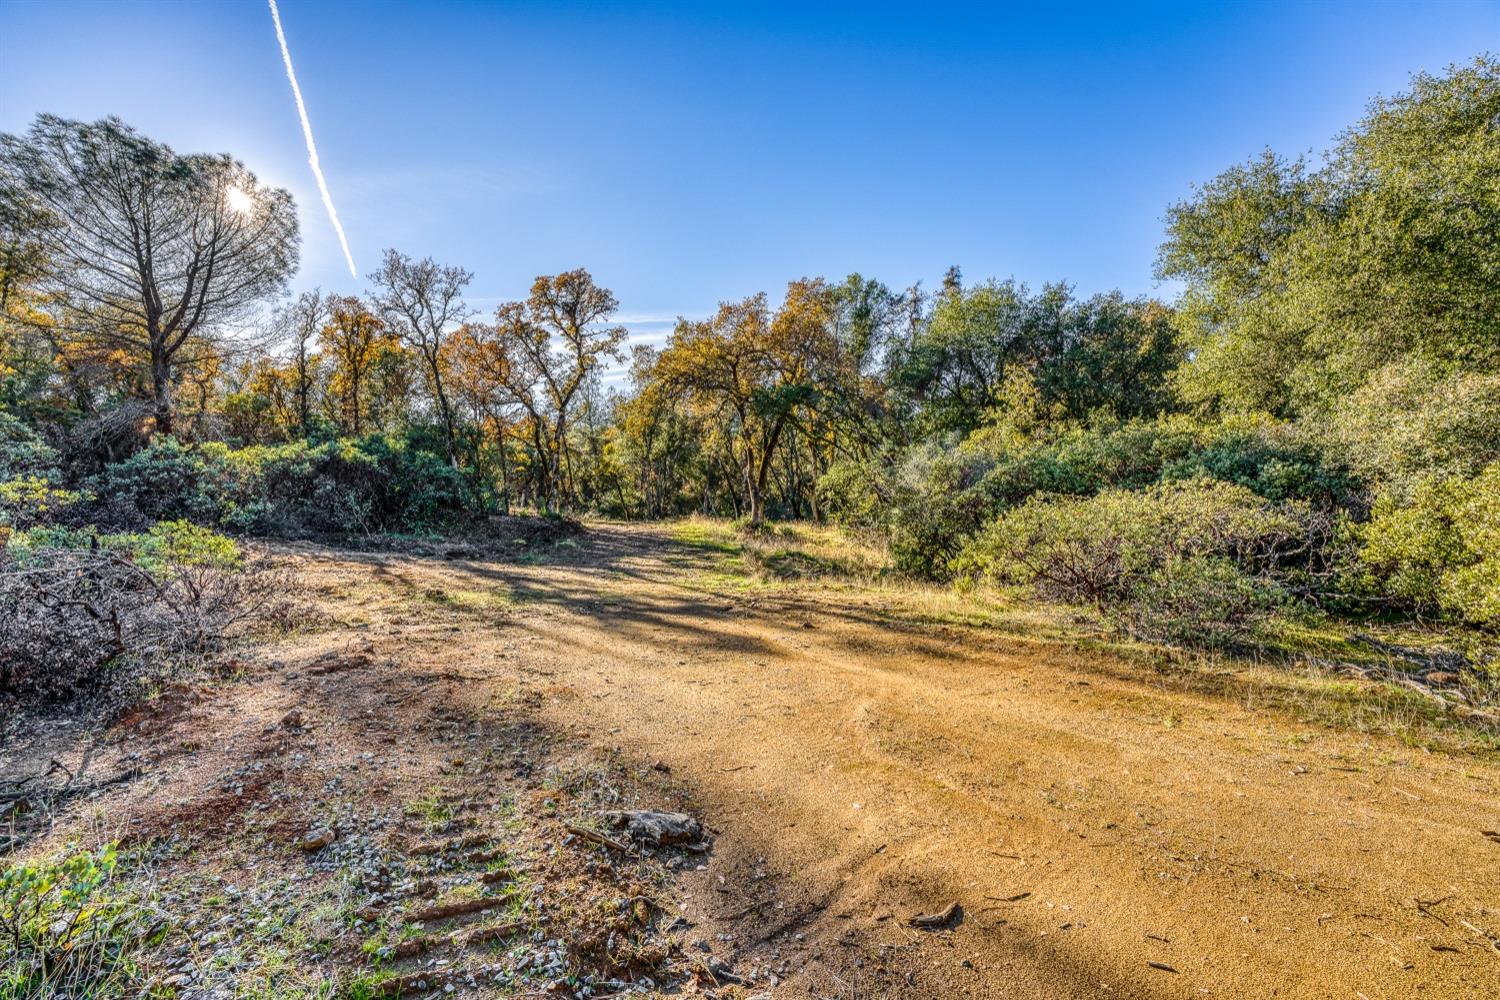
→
(225, 185, 254, 216)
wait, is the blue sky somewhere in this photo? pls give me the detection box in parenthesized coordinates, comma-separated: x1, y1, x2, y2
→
(2, 0, 1495, 366)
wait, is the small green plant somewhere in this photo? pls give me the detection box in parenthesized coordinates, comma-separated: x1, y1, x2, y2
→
(0, 843, 165, 999)
(342, 971, 398, 1000)
(404, 788, 454, 828)
(0, 477, 87, 529)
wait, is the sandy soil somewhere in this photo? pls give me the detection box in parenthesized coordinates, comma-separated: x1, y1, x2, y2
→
(10, 521, 1500, 998)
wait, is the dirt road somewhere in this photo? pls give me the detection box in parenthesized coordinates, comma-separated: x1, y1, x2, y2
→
(279, 522, 1500, 998)
(13, 521, 1498, 998)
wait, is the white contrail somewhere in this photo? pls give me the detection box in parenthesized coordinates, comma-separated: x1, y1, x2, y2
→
(267, 0, 358, 279)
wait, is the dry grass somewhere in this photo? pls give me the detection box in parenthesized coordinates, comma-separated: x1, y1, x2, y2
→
(666, 515, 1500, 755)
(670, 515, 890, 583)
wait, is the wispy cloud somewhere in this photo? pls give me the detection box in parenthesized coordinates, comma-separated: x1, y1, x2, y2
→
(267, 0, 357, 279)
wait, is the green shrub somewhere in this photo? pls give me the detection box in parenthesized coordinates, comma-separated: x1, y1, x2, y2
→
(1112, 554, 1279, 649)
(1328, 361, 1500, 496)
(0, 476, 87, 529)
(1161, 415, 1358, 507)
(91, 436, 218, 524)
(815, 457, 887, 529)
(885, 414, 1352, 579)
(7, 521, 242, 576)
(885, 441, 977, 577)
(0, 411, 61, 482)
(90, 433, 468, 536)
(133, 520, 244, 573)
(1356, 463, 1500, 627)
(955, 479, 1308, 647)
(0, 843, 164, 998)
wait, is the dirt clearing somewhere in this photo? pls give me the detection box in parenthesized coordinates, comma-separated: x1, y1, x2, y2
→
(6, 521, 1499, 998)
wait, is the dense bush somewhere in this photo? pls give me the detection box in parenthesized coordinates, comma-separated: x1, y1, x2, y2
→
(0, 477, 86, 529)
(882, 414, 1353, 578)
(8, 520, 244, 574)
(814, 457, 888, 529)
(1112, 555, 1277, 649)
(86, 438, 235, 529)
(90, 433, 468, 536)
(0, 413, 79, 530)
(955, 479, 1311, 647)
(1326, 362, 1500, 499)
(0, 411, 61, 482)
(1355, 463, 1500, 627)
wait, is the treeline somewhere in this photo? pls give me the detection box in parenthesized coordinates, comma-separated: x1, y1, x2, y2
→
(1, 57, 1496, 646)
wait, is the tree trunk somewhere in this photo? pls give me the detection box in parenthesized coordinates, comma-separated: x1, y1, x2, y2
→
(151, 351, 174, 436)
(747, 485, 765, 526)
(531, 424, 551, 513)
(425, 350, 459, 468)
(296, 346, 312, 434)
(497, 426, 512, 516)
(551, 414, 570, 513)
(747, 415, 788, 527)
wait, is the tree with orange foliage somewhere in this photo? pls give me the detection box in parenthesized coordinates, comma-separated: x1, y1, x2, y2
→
(653, 279, 833, 525)
(319, 296, 393, 437)
(459, 269, 625, 512)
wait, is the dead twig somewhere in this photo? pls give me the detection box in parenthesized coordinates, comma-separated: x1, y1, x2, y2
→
(1414, 895, 1454, 926)
(564, 823, 631, 852)
(908, 901, 960, 928)
(718, 899, 768, 921)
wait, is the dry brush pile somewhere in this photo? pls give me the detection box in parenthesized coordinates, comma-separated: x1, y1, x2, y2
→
(0, 524, 291, 708)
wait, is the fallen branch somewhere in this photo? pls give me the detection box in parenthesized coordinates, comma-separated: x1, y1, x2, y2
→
(408, 892, 516, 923)
(565, 823, 630, 852)
(908, 901, 960, 928)
(453, 920, 523, 947)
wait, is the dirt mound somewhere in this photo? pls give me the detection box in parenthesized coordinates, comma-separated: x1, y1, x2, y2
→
(471, 513, 585, 548)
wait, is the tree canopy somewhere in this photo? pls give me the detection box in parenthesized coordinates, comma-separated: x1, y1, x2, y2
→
(0, 115, 300, 434)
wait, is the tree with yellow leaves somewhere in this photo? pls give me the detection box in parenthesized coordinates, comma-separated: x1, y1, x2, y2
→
(319, 296, 395, 437)
(462, 270, 626, 512)
(653, 279, 833, 526)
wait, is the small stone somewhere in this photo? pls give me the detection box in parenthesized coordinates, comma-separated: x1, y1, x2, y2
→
(601, 809, 703, 846)
(297, 828, 335, 852)
(280, 709, 304, 730)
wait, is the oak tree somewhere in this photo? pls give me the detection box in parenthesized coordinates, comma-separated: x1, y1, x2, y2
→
(370, 249, 473, 466)
(319, 296, 391, 436)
